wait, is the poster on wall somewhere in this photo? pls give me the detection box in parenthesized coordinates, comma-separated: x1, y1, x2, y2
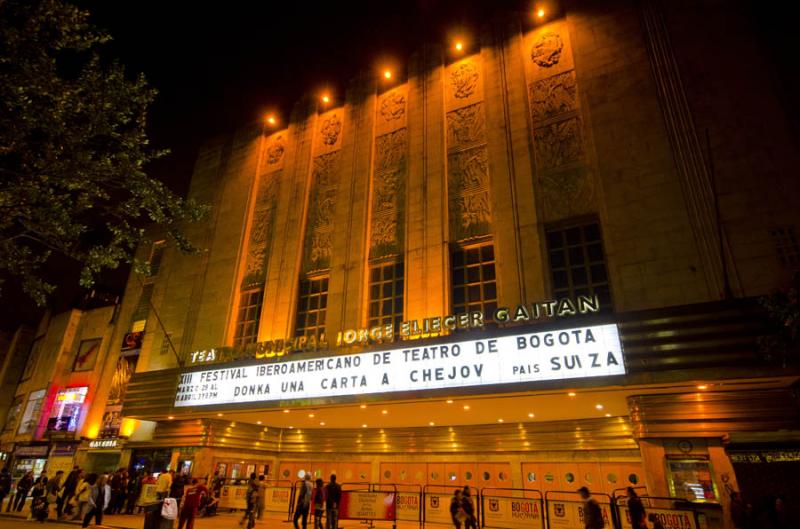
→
(546, 500, 612, 529)
(620, 507, 698, 529)
(73, 338, 102, 372)
(100, 351, 140, 437)
(17, 389, 46, 435)
(483, 496, 543, 529)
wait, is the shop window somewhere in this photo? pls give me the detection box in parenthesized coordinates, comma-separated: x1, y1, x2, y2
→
(545, 220, 612, 310)
(666, 459, 717, 502)
(295, 276, 328, 338)
(17, 390, 46, 435)
(451, 242, 497, 318)
(46, 387, 88, 432)
(147, 241, 167, 277)
(367, 261, 404, 329)
(234, 288, 263, 347)
(770, 226, 799, 268)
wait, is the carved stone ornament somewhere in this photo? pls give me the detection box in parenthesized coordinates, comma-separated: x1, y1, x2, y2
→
(447, 103, 486, 149)
(266, 135, 285, 165)
(312, 151, 340, 187)
(539, 167, 594, 221)
(312, 188, 337, 230)
(243, 178, 278, 284)
(380, 91, 406, 122)
(531, 32, 564, 68)
(450, 62, 480, 99)
(533, 117, 584, 170)
(459, 191, 491, 230)
(449, 146, 489, 192)
(320, 114, 342, 146)
(373, 169, 401, 214)
(530, 70, 578, 123)
(376, 129, 407, 172)
(370, 216, 397, 248)
(309, 231, 332, 265)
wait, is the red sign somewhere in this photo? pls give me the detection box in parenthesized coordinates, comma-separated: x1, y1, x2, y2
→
(339, 491, 396, 521)
(122, 331, 144, 351)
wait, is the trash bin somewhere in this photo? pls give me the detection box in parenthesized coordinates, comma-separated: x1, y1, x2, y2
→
(142, 501, 174, 529)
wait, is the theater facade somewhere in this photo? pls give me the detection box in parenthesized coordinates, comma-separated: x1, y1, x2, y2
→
(109, 2, 798, 528)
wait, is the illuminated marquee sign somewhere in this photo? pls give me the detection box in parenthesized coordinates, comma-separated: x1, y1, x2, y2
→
(89, 439, 119, 449)
(175, 323, 624, 407)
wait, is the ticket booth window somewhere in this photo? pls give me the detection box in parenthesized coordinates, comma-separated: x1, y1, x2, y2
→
(666, 459, 718, 502)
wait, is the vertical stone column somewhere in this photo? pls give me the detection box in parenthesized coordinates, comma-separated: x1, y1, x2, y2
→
(638, 438, 670, 496)
(406, 46, 448, 322)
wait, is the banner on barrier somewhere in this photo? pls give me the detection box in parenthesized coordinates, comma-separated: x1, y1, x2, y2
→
(340, 491, 396, 520)
(397, 492, 421, 521)
(484, 497, 543, 529)
(620, 507, 698, 529)
(219, 485, 249, 510)
(136, 483, 158, 506)
(425, 493, 455, 524)
(265, 487, 292, 511)
(546, 500, 612, 529)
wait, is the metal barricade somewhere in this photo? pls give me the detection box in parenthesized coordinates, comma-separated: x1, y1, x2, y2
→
(614, 494, 717, 529)
(481, 487, 545, 529)
(263, 479, 293, 519)
(422, 484, 481, 529)
(339, 482, 398, 529)
(389, 483, 423, 529)
(543, 490, 613, 529)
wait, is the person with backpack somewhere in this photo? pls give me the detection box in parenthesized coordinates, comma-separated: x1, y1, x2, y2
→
(578, 487, 605, 529)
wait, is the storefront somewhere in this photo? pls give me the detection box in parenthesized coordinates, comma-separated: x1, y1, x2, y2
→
(11, 444, 50, 477)
(82, 438, 126, 473)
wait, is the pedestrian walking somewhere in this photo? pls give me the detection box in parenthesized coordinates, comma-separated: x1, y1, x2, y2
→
(461, 487, 477, 529)
(178, 478, 207, 529)
(60, 467, 81, 518)
(71, 473, 90, 520)
(324, 474, 341, 529)
(578, 487, 605, 529)
(9, 470, 33, 512)
(170, 472, 186, 510)
(0, 467, 11, 512)
(312, 478, 325, 529)
(293, 473, 313, 529)
(125, 470, 142, 514)
(82, 474, 110, 528)
(450, 489, 465, 529)
(29, 476, 46, 521)
(626, 487, 646, 529)
(256, 474, 268, 520)
(46, 470, 64, 517)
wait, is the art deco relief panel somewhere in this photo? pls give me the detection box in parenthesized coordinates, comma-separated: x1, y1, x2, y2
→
(524, 21, 596, 222)
(240, 132, 284, 288)
(445, 57, 493, 241)
(303, 110, 344, 272)
(369, 86, 408, 260)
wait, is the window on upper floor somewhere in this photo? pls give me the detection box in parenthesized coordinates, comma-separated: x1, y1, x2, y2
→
(770, 226, 799, 269)
(451, 241, 497, 318)
(295, 276, 328, 338)
(130, 283, 154, 332)
(233, 288, 264, 347)
(545, 220, 612, 310)
(146, 241, 166, 277)
(367, 260, 404, 329)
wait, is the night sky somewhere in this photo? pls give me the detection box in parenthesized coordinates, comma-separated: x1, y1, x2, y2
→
(1, 0, 519, 332)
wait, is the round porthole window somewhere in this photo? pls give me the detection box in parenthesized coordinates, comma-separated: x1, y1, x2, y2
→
(449, 472, 457, 481)
(628, 473, 639, 485)
(499, 472, 507, 482)
(565, 472, 575, 483)
(359, 472, 366, 480)
(465, 471, 473, 480)
(585, 473, 593, 483)
(384, 470, 392, 479)
(607, 473, 618, 484)
(544, 473, 554, 483)
(415, 471, 423, 480)
(483, 472, 491, 481)
(297, 469, 306, 479)
(282, 469, 290, 478)
(431, 472, 439, 481)
(345, 470, 353, 479)
(400, 470, 407, 480)
(527, 472, 536, 482)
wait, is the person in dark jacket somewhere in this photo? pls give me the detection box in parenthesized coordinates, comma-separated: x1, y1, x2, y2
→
(578, 487, 604, 529)
(9, 471, 33, 512)
(125, 470, 142, 514)
(0, 468, 12, 512)
(325, 474, 341, 529)
(60, 467, 81, 518)
(461, 487, 477, 529)
(450, 489, 465, 529)
(626, 487, 646, 529)
(170, 472, 186, 510)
